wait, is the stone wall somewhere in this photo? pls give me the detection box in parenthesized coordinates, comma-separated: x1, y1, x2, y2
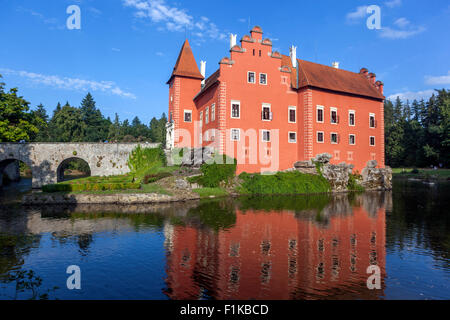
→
(293, 154, 392, 192)
(0, 143, 159, 188)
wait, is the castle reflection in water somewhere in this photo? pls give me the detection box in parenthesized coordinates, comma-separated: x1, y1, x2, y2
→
(163, 193, 390, 300)
(0, 191, 391, 300)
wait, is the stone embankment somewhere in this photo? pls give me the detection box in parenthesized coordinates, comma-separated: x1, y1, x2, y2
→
(294, 153, 392, 192)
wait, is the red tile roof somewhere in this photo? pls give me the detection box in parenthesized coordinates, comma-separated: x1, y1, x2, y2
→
(194, 69, 220, 100)
(167, 39, 204, 84)
(281, 55, 384, 100)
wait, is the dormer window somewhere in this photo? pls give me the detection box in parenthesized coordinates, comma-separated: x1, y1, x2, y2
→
(248, 72, 256, 84)
(260, 73, 267, 85)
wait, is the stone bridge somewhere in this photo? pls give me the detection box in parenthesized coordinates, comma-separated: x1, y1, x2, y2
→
(0, 143, 159, 188)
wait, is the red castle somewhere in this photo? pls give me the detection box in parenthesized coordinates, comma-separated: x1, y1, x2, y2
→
(167, 26, 385, 174)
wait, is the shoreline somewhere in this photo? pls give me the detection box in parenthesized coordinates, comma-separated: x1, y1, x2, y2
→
(21, 188, 388, 205)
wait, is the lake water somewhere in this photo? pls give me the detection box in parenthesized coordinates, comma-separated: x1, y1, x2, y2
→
(0, 179, 449, 300)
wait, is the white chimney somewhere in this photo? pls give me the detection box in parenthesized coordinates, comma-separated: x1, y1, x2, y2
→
(200, 61, 206, 86)
(230, 34, 237, 49)
(332, 61, 340, 69)
(290, 45, 297, 68)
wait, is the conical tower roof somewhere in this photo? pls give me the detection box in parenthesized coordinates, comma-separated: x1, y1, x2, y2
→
(167, 39, 203, 83)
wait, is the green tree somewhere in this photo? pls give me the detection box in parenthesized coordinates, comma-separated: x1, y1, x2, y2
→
(80, 93, 107, 142)
(0, 75, 39, 142)
(30, 104, 49, 142)
(48, 103, 85, 142)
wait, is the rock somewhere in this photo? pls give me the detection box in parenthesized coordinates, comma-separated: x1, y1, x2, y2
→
(361, 164, 392, 190)
(175, 179, 190, 190)
(313, 153, 333, 164)
(366, 160, 378, 168)
(293, 160, 317, 175)
(321, 164, 349, 192)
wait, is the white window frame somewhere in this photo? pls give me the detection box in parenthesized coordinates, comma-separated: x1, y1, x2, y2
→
(183, 110, 192, 123)
(347, 151, 354, 161)
(288, 106, 297, 123)
(370, 136, 376, 146)
(205, 107, 209, 124)
(231, 128, 240, 141)
(259, 73, 268, 85)
(369, 113, 376, 128)
(199, 111, 203, 125)
(261, 130, 271, 142)
(247, 71, 256, 84)
(262, 103, 272, 121)
(231, 100, 240, 119)
(288, 131, 297, 143)
(349, 134, 356, 145)
(211, 104, 215, 122)
(349, 110, 355, 126)
(330, 107, 338, 124)
(316, 105, 324, 123)
(330, 132, 338, 144)
(317, 131, 324, 143)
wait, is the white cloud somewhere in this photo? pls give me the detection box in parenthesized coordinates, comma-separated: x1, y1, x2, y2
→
(379, 25, 425, 39)
(425, 71, 450, 85)
(346, 6, 368, 23)
(388, 89, 435, 101)
(394, 17, 410, 28)
(385, 0, 402, 8)
(16, 7, 65, 30)
(0, 68, 136, 99)
(122, 0, 227, 41)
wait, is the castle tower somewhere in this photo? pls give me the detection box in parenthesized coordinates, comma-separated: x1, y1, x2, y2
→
(167, 40, 204, 148)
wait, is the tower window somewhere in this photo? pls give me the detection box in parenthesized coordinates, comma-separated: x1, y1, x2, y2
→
(349, 134, 356, 145)
(317, 106, 324, 123)
(317, 131, 324, 143)
(184, 110, 192, 122)
(231, 101, 240, 119)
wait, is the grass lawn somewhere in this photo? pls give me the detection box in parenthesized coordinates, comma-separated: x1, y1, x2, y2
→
(392, 168, 450, 179)
(192, 187, 229, 198)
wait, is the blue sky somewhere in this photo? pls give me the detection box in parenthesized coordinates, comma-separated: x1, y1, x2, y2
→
(1, 0, 449, 124)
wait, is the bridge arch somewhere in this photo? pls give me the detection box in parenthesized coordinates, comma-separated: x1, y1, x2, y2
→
(0, 158, 33, 189)
(57, 157, 91, 182)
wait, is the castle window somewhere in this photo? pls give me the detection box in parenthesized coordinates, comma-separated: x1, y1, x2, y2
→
(211, 104, 215, 121)
(248, 71, 256, 84)
(184, 110, 192, 122)
(349, 134, 356, 145)
(205, 107, 209, 124)
(370, 136, 376, 146)
(231, 128, 240, 141)
(348, 151, 354, 161)
(288, 106, 296, 123)
(316, 106, 324, 123)
(231, 100, 240, 119)
(317, 131, 324, 143)
(262, 103, 272, 121)
(289, 132, 297, 143)
(260, 73, 267, 85)
(369, 114, 376, 128)
(262, 130, 271, 142)
(259, 50, 261, 57)
(331, 133, 339, 144)
(200, 111, 203, 125)
(331, 107, 338, 124)
(349, 110, 355, 126)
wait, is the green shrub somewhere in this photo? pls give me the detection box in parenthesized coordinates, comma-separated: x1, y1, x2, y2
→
(196, 155, 237, 188)
(143, 172, 172, 184)
(411, 168, 419, 174)
(347, 174, 365, 192)
(238, 171, 330, 195)
(128, 145, 167, 181)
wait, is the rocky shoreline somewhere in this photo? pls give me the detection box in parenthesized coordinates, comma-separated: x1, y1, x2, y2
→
(22, 155, 392, 205)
